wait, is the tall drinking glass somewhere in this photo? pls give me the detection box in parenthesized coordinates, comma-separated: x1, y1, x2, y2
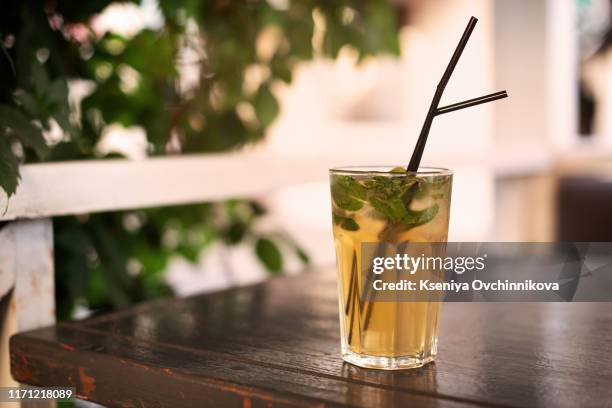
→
(330, 166, 452, 369)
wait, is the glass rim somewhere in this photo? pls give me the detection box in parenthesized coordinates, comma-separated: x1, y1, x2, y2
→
(329, 166, 452, 176)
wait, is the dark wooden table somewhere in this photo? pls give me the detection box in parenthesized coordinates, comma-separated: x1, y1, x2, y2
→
(10, 270, 612, 407)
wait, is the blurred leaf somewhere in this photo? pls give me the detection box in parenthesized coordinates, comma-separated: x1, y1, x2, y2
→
(54, 218, 95, 316)
(52, 111, 77, 139)
(255, 237, 283, 274)
(14, 89, 38, 117)
(176, 245, 200, 263)
(121, 30, 176, 77)
(0, 105, 48, 158)
(0, 42, 16, 78)
(86, 265, 111, 310)
(31, 62, 49, 97)
(0, 135, 19, 196)
(270, 56, 293, 83)
(296, 246, 310, 265)
(224, 219, 247, 245)
(249, 201, 266, 216)
(254, 85, 279, 128)
(47, 78, 69, 106)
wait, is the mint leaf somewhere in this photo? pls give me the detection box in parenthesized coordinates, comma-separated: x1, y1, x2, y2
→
(364, 176, 414, 222)
(408, 204, 439, 227)
(415, 176, 450, 199)
(331, 174, 443, 233)
(340, 217, 359, 231)
(363, 176, 440, 228)
(369, 195, 407, 222)
(333, 212, 360, 231)
(331, 175, 366, 211)
(429, 175, 450, 187)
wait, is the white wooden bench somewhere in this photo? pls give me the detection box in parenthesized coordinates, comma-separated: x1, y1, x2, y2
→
(0, 152, 328, 391)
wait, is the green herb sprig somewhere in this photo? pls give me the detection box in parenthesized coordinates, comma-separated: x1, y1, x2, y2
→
(331, 173, 445, 235)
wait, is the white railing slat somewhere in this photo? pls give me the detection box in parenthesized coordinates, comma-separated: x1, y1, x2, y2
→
(0, 153, 327, 221)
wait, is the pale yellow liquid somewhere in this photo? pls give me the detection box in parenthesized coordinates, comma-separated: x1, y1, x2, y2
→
(332, 187, 450, 358)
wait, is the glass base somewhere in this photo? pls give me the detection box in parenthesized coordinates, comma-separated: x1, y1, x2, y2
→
(342, 348, 436, 370)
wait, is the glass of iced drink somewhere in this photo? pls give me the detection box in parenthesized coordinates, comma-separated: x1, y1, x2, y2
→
(330, 166, 452, 369)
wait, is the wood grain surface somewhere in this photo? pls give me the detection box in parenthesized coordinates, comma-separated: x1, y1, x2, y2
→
(10, 270, 612, 407)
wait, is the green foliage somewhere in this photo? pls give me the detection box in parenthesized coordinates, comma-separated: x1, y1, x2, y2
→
(331, 175, 367, 211)
(0, 60, 64, 194)
(0, 0, 400, 319)
(363, 176, 425, 224)
(0, 105, 48, 158)
(331, 174, 445, 232)
(0, 136, 20, 196)
(255, 238, 283, 274)
(332, 213, 360, 231)
(54, 200, 309, 317)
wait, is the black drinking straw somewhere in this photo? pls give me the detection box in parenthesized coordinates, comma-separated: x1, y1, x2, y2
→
(407, 16, 508, 172)
(437, 90, 508, 115)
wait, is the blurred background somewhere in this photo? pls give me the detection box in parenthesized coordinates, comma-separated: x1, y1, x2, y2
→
(1, 0, 611, 320)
